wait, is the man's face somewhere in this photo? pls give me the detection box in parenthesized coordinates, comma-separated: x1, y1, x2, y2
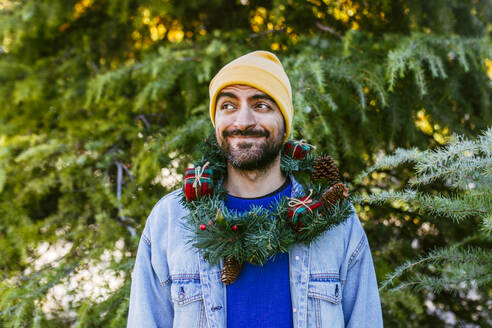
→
(214, 84, 285, 171)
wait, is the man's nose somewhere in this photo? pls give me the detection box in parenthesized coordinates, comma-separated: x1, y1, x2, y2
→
(232, 102, 256, 130)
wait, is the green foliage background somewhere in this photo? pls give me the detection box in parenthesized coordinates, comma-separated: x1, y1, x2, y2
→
(1, 0, 491, 326)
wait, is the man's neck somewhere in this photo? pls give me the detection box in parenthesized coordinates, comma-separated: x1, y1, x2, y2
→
(223, 155, 286, 198)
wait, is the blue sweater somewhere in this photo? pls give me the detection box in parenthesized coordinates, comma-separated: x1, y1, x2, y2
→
(224, 179, 293, 328)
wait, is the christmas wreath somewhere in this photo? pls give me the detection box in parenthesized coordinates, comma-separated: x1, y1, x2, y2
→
(179, 136, 353, 284)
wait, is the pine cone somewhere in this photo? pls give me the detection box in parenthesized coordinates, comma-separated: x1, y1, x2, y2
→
(311, 154, 340, 184)
(322, 183, 349, 208)
(221, 257, 244, 285)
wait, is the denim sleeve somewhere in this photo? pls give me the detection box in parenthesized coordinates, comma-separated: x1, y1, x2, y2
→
(342, 223, 383, 327)
(127, 202, 174, 328)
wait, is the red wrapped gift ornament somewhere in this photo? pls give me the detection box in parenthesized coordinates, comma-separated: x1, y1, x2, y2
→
(287, 190, 323, 231)
(283, 139, 314, 159)
(184, 162, 214, 202)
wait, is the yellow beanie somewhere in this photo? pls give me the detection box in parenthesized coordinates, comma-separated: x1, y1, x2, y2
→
(209, 50, 293, 142)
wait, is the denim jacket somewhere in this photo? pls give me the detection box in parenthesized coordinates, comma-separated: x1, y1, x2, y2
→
(127, 177, 383, 328)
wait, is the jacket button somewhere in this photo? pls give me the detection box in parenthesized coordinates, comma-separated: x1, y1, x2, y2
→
(293, 308, 297, 313)
(295, 256, 300, 261)
(178, 293, 185, 301)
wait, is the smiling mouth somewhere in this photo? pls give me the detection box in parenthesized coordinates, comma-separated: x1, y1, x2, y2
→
(222, 128, 269, 139)
(227, 135, 267, 143)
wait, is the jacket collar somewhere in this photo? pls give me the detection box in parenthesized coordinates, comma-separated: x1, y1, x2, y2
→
(289, 175, 305, 198)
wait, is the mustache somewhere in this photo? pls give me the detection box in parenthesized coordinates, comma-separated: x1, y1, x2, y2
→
(222, 128, 270, 138)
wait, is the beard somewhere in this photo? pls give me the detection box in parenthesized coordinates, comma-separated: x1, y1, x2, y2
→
(217, 126, 284, 171)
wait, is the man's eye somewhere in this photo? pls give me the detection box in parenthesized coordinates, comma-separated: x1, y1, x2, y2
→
(256, 103, 271, 110)
(221, 103, 235, 110)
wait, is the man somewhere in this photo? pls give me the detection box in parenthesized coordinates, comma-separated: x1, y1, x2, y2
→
(127, 51, 383, 327)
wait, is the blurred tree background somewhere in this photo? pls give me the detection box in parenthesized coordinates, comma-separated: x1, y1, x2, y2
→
(1, 0, 491, 327)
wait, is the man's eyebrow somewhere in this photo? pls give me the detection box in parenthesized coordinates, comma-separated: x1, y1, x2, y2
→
(216, 92, 238, 102)
(216, 91, 277, 105)
(248, 93, 276, 104)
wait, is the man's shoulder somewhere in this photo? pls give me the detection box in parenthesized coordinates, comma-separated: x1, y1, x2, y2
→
(315, 203, 365, 240)
(291, 176, 367, 255)
(336, 205, 371, 272)
(153, 188, 184, 210)
(142, 188, 188, 240)
(310, 204, 368, 264)
(339, 205, 368, 252)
